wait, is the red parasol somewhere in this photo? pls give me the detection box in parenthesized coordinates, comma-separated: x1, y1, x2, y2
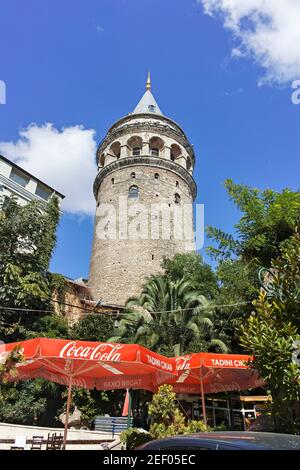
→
(169, 352, 264, 424)
(0, 337, 175, 448)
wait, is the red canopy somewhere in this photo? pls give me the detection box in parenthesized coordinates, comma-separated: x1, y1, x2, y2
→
(168, 352, 264, 424)
(1, 337, 176, 448)
(1, 338, 264, 446)
(170, 352, 264, 395)
(1, 337, 175, 392)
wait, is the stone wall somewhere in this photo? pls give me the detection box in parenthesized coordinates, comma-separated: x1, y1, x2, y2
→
(89, 163, 195, 305)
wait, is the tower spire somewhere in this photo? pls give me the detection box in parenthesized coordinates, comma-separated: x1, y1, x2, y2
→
(133, 72, 162, 115)
(146, 72, 151, 91)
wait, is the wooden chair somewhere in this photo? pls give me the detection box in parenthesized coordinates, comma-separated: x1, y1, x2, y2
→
(31, 435, 44, 450)
(46, 432, 63, 450)
(53, 434, 63, 450)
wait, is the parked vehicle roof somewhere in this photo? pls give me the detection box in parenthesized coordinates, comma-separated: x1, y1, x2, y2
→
(136, 432, 300, 450)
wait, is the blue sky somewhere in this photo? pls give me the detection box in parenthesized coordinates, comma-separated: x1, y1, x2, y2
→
(0, 0, 299, 279)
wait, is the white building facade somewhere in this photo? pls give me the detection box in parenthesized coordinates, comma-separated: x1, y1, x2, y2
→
(0, 154, 64, 206)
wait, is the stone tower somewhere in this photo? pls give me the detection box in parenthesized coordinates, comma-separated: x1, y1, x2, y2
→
(89, 75, 197, 305)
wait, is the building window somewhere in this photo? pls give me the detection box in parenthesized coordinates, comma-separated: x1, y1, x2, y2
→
(151, 254, 154, 260)
(176, 181, 179, 187)
(127, 136, 143, 156)
(174, 193, 181, 205)
(131, 172, 136, 179)
(133, 147, 141, 156)
(151, 148, 159, 157)
(128, 185, 139, 199)
(109, 141, 121, 159)
(35, 184, 51, 201)
(10, 168, 29, 187)
(111, 178, 114, 185)
(154, 173, 159, 179)
(148, 105, 156, 112)
(170, 144, 181, 162)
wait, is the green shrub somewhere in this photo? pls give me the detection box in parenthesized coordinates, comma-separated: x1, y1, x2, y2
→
(120, 427, 153, 450)
(187, 419, 210, 433)
(212, 422, 228, 432)
(148, 385, 210, 439)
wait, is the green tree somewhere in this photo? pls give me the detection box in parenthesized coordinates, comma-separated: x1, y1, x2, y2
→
(240, 231, 300, 433)
(162, 252, 218, 300)
(0, 196, 64, 342)
(207, 180, 300, 266)
(70, 314, 114, 342)
(212, 259, 260, 352)
(206, 181, 300, 353)
(0, 378, 65, 426)
(0, 196, 68, 426)
(110, 275, 227, 355)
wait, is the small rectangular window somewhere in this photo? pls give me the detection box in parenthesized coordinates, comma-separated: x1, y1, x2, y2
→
(10, 168, 29, 187)
(35, 184, 51, 201)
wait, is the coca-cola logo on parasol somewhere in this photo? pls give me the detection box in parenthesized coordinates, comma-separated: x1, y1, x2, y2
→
(59, 342, 124, 362)
(175, 355, 192, 370)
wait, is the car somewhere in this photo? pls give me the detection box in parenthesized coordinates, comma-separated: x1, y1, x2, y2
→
(135, 431, 300, 450)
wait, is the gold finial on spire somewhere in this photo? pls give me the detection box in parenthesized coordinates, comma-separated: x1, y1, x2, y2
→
(146, 72, 151, 91)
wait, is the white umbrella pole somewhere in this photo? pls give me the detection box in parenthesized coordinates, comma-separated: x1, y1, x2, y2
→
(63, 375, 73, 450)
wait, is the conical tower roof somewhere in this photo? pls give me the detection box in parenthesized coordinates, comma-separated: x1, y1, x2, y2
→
(133, 73, 163, 115)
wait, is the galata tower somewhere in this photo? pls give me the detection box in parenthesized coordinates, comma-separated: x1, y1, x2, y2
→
(89, 74, 197, 305)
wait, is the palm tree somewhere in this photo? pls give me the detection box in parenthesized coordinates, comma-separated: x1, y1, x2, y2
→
(109, 275, 227, 355)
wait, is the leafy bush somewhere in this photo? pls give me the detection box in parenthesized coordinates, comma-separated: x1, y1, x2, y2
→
(120, 427, 152, 450)
(187, 419, 210, 433)
(148, 385, 210, 439)
(212, 422, 228, 432)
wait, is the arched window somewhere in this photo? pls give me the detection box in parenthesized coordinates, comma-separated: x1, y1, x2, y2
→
(170, 144, 181, 162)
(154, 173, 159, 179)
(149, 136, 164, 157)
(131, 172, 136, 179)
(174, 193, 181, 205)
(127, 136, 143, 156)
(111, 178, 115, 185)
(109, 141, 121, 159)
(128, 185, 139, 199)
(176, 181, 179, 188)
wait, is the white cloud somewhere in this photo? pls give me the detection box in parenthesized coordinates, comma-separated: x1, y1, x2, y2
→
(0, 123, 97, 216)
(199, 0, 300, 85)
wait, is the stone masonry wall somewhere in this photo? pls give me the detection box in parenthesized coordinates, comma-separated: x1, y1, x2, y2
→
(88, 164, 195, 305)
